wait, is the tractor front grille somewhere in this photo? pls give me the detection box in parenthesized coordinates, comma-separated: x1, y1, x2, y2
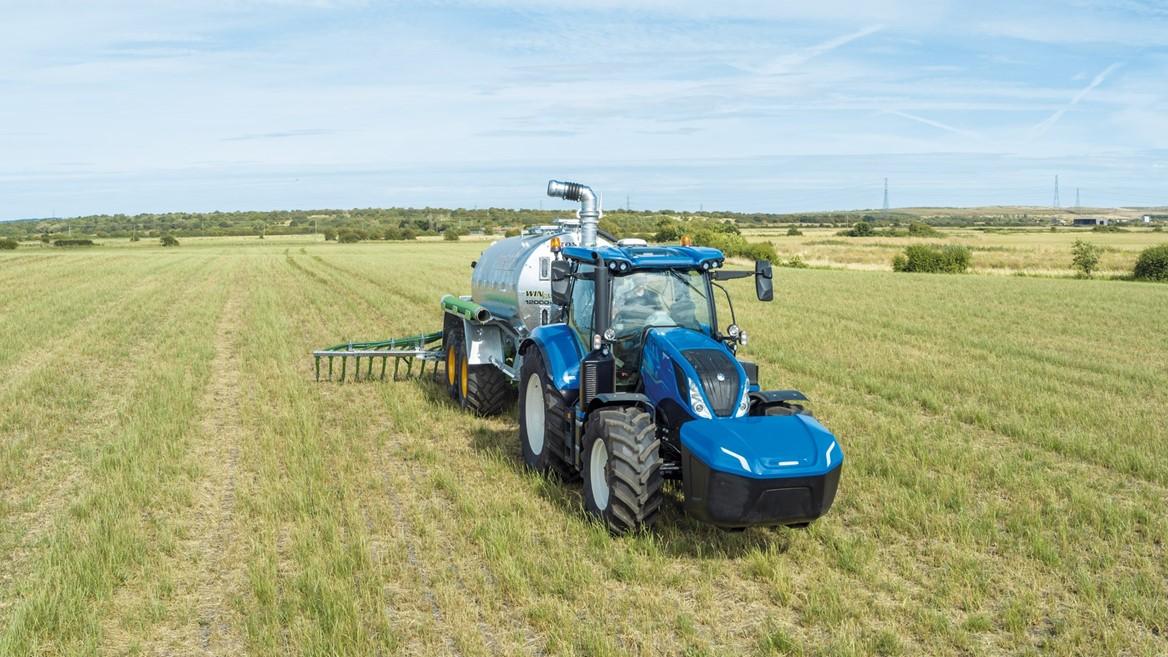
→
(682, 349, 741, 417)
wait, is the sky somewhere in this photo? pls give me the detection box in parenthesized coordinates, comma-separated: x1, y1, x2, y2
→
(1, 0, 1166, 220)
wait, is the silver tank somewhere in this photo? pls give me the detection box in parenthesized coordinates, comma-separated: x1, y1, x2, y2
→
(471, 221, 610, 332)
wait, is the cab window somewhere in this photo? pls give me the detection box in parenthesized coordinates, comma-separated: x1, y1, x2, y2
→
(568, 266, 595, 348)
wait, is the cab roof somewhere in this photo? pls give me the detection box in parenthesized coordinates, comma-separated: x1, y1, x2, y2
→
(562, 244, 725, 270)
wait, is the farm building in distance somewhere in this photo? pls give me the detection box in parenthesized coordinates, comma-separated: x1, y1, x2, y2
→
(1072, 217, 1108, 226)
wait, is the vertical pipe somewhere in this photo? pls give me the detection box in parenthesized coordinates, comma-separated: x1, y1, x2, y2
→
(547, 180, 599, 247)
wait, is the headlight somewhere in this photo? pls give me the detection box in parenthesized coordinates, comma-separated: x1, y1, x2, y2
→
(735, 386, 750, 417)
(687, 379, 712, 419)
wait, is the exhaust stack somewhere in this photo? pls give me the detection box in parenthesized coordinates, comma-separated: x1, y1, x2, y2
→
(547, 180, 599, 247)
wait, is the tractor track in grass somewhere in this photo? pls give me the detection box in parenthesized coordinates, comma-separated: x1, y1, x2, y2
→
(388, 437, 549, 657)
(184, 278, 248, 656)
(98, 263, 248, 656)
(376, 451, 464, 657)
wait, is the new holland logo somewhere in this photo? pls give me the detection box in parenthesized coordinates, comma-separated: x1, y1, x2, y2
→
(715, 372, 726, 382)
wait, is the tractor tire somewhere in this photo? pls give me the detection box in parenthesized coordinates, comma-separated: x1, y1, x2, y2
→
(457, 339, 513, 416)
(582, 406, 663, 534)
(444, 327, 463, 402)
(518, 348, 575, 479)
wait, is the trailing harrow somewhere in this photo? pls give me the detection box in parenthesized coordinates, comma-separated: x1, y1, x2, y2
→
(313, 331, 443, 382)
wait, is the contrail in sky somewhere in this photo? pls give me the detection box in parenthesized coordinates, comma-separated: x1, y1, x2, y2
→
(885, 110, 983, 139)
(1031, 63, 1122, 137)
(755, 24, 885, 76)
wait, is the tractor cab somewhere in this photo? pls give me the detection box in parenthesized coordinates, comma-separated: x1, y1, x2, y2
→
(552, 243, 769, 397)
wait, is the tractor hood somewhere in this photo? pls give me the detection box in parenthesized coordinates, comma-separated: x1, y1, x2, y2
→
(641, 327, 748, 419)
(680, 413, 841, 479)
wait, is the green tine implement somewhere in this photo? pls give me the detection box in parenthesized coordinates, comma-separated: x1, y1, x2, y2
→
(313, 331, 444, 383)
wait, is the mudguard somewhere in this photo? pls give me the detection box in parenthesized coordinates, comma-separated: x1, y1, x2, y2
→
(523, 324, 583, 392)
(587, 392, 654, 414)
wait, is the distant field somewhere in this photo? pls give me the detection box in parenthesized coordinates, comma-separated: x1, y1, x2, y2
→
(745, 226, 1167, 276)
(1, 236, 1166, 656)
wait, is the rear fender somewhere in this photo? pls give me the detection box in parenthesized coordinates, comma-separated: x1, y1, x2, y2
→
(453, 317, 504, 366)
(520, 324, 583, 392)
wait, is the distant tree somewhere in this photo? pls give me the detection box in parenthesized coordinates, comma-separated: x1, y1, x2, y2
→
(1070, 240, 1101, 278)
(322, 228, 337, 241)
(338, 230, 361, 243)
(443, 228, 461, 241)
(0, 238, 18, 250)
(1133, 244, 1168, 281)
(504, 227, 521, 238)
(160, 235, 180, 247)
(786, 226, 803, 236)
(847, 222, 874, 237)
(907, 222, 939, 236)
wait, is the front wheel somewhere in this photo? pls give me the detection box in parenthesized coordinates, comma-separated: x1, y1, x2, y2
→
(518, 348, 574, 478)
(582, 407, 663, 534)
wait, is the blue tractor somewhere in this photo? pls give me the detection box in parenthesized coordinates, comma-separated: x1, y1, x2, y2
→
(317, 180, 844, 533)
(512, 182, 843, 533)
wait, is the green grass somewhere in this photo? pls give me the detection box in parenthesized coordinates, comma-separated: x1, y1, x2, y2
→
(0, 236, 1165, 656)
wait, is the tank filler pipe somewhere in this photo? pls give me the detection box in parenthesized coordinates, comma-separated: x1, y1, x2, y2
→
(546, 180, 599, 247)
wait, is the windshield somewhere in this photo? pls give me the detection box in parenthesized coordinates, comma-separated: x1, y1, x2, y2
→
(609, 269, 713, 386)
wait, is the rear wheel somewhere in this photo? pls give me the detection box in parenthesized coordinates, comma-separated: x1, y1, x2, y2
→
(582, 407, 662, 534)
(444, 328, 463, 401)
(518, 348, 575, 478)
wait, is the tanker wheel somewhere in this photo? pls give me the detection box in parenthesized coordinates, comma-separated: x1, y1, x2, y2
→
(457, 339, 513, 416)
(444, 328, 463, 402)
(582, 406, 663, 534)
(518, 348, 575, 479)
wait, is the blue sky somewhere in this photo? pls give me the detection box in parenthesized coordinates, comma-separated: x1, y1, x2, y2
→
(1, 0, 1165, 220)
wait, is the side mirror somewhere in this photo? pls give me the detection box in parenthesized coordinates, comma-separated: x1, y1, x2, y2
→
(755, 260, 774, 302)
(550, 260, 572, 306)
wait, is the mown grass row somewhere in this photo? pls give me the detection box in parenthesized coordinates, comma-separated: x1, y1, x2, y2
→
(1, 255, 227, 655)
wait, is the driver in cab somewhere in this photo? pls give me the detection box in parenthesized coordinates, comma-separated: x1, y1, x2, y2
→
(610, 276, 676, 384)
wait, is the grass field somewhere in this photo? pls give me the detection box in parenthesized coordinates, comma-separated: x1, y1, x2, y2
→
(1, 235, 1166, 656)
(747, 226, 1165, 276)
